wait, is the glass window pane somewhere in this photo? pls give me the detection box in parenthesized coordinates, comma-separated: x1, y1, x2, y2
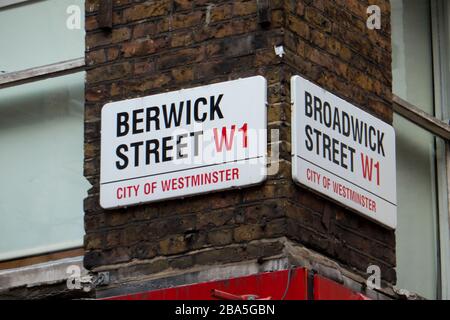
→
(391, 0, 434, 115)
(0, 72, 90, 261)
(444, 0, 450, 119)
(394, 115, 439, 299)
(392, 0, 440, 299)
(0, 0, 85, 73)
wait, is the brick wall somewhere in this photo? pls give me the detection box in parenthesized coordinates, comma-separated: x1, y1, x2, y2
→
(84, 0, 396, 293)
(283, 0, 395, 283)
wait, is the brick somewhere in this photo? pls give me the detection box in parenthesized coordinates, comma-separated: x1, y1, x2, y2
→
(194, 247, 244, 265)
(106, 47, 120, 61)
(159, 235, 189, 255)
(287, 14, 310, 39)
(121, 37, 167, 58)
(134, 59, 155, 75)
(85, 85, 109, 102)
(209, 3, 232, 23)
(132, 242, 158, 260)
(123, 1, 171, 22)
(133, 19, 170, 38)
(105, 229, 122, 248)
(233, 224, 264, 242)
(207, 228, 233, 246)
(86, 16, 99, 31)
(86, 62, 132, 84)
(233, 1, 257, 16)
(172, 11, 204, 29)
(86, 32, 112, 50)
(264, 218, 286, 238)
(171, 67, 194, 82)
(85, 233, 103, 250)
(174, 0, 192, 12)
(196, 209, 234, 229)
(223, 34, 255, 57)
(158, 46, 206, 70)
(112, 27, 131, 43)
(170, 31, 194, 48)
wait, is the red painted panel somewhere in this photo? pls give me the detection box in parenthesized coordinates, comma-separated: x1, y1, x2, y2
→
(313, 275, 370, 300)
(105, 268, 308, 300)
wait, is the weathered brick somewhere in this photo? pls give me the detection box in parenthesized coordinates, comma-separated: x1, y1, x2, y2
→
(159, 235, 189, 255)
(158, 46, 206, 70)
(172, 11, 204, 29)
(209, 3, 232, 23)
(112, 27, 131, 43)
(207, 228, 233, 246)
(133, 19, 170, 38)
(123, 1, 171, 22)
(171, 66, 194, 82)
(233, 224, 264, 242)
(87, 62, 132, 84)
(174, 0, 192, 12)
(121, 37, 167, 58)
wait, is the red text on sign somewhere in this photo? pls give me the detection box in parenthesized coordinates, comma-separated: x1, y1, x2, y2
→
(360, 153, 380, 186)
(116, 185, 140, 199)
(213, 123, 249, 152)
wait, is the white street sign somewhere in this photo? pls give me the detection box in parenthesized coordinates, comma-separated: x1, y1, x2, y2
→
(291, 75, 397, 229)
(100, 76, 267, 209)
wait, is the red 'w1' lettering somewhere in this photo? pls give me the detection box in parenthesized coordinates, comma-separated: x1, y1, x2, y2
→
(214, 125, 236, 152)
(360, 153, 380, 186)
(239, 123, 248, 148)
(213, 123, 249, 152)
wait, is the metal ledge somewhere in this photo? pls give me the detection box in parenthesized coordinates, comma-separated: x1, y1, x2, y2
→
(393, 94, 450, 141)
(0, 256, 85, 291)
(0, 58, 85, 90)
(0, 0, 33, 9)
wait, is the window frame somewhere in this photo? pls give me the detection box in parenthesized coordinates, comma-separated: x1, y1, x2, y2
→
(392, 0, 450, 299)
(0, 63, 87, 261)
(0, 58, 85, 90)
(0, 0, 37, 10)
(0, 0, 87, 261)
(430, 0, 450, 300)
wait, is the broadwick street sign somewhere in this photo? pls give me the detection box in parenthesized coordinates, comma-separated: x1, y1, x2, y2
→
(291, 75, 397, 229)
(100, 76, 267, 209)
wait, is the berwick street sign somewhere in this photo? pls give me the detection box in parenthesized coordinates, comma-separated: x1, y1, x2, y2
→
(100, 76, 267, 209)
